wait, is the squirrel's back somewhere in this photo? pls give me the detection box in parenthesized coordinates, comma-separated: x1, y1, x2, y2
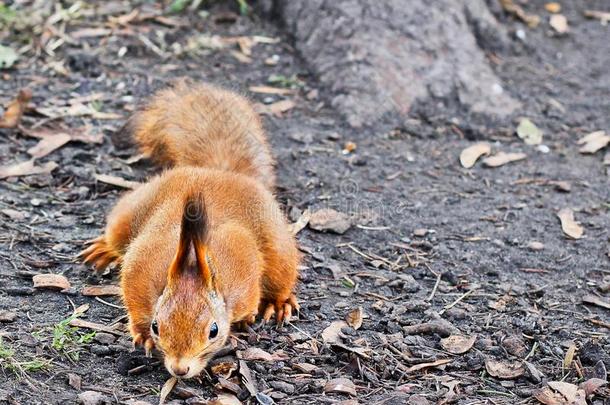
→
(123, 80, 275, 189)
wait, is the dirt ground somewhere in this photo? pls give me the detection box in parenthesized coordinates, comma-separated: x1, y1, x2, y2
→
(0, 1, 609, 404)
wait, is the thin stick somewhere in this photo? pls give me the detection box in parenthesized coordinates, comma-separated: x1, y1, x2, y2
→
(438, 288, 476, 315)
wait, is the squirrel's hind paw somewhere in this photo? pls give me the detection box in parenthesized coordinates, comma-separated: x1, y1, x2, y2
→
(262, 294, 299, 326)
(79, 236, 120, 272)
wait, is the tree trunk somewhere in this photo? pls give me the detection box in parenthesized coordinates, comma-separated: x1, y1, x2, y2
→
(268, 0, 521, 128)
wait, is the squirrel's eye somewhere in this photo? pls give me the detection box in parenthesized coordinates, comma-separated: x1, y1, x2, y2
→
(151, 320, 159, 336)
(209, 322, 218, 339)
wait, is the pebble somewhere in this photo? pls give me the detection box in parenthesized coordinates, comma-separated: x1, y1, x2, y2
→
(78, 391, 106, 405)
(0, 310, 17, 323)
(90, 345, 112, 356)
(94, 332, 116, 345)
(527, 241, 544, 251)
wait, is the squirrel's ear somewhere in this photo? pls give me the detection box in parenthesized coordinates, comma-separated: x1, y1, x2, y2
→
(169, 195, 213, 288)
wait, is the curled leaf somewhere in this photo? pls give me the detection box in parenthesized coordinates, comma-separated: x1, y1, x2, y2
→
(485, 359, 525, 379)
(159, 376, 178, 405)
(557, 208, 583, 239)
(460, 143, 491, 168)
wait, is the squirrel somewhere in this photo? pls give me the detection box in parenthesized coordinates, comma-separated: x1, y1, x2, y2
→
(80, 80, 300, 379)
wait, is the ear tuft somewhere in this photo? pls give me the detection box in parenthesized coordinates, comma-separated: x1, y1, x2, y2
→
(181, 195, 208, 246)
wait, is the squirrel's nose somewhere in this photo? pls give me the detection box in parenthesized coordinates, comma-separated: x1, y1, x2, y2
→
(171, 365, 190, 377)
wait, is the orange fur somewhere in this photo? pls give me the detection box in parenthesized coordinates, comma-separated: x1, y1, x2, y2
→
(80, 82, 299, 378)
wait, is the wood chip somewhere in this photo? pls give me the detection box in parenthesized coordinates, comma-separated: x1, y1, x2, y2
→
(32, 274, 71, 291)
(0, 159, 58, 179)
(27, 133, 71, 158)
(265, 99, 295, 116)
(0, 88, 32, 128)
(549, 14, 569, 33)
(94, 174, 140, 189)
(249, 86, 296, 95)
(345, 307, 363, 330)
(485, 359, 525, 379)
(584, 9, 610, 25)
(582, 294, 610, 310)
(440, 335, 476, 354)
(557, 208, 583, 239)
(547, 381, 587, 405)
(238, 347, 274, 362)
(577, 130, 610, 154)
(208, 393, 242, 405)
(68, 318, 123, 335)
(159, 376, 177, 405)
(403, 358, 452, 373)
(482, 152, 527, 167)
(324, 378, 357, 396)
(81, 285, 121, 297)
(459, 143, 491, 168)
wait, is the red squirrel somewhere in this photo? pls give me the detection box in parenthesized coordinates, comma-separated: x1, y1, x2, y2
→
(80, 80, 300, 379)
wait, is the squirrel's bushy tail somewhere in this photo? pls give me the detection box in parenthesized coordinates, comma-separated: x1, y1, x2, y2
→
(121, 80, 275, 189)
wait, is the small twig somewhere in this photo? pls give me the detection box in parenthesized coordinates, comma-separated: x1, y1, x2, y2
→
(438, 288, 477, 315)
(427, 271, 441, 302)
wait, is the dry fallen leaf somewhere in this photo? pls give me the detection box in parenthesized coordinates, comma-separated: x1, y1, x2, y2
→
(309, 209, 352, 234)
(324, 378, 357, 396)
(239, 347, 274, 362)
(549, 14, 569, 33)
(580, 378, 607, 397)
(563, 343, 577, 370)
(557, 208, 583, 239)
(32, 274, 71, 291)
(294, 363, 318, 373)
(68, 318, 122, 335)
(517, 118, 543, 145)
(485, 359, 525, 379)
(547, 381, 587, 405)
(577, 130, 610, 154)
(483, 152, 527, 167)
(345, 307, 363, 330)
(0, 159, 58, 180)
(440, 335, 476, 354)
(535, 386, 569, 405)
(0, 88, 32, 128)
(584, 9, 610, 25)
(81, 285, 121, 297)
(321, 320, 348, 344)
(263, 99, 295, 116)
(94, 174, 140, 190)
(159, 376, 178, 405)
(27, 133, 71, 158)
(288, 208, 311, 235)
(460, 143, 491, 168)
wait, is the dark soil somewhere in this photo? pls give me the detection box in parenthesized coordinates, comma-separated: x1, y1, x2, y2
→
(0, 1, 609, 404)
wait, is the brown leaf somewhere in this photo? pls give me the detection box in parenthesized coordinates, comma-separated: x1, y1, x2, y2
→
(0, 159, 58, 180)
(482, 152, 527, 167)
(309, 209, 352, 234)
(324, 378, 357, 396)
(577, 131, 610, 154)
(94, 174, 140, 190)
(547, 381, 587, 405)
(580, 378, 607, 397)
(293, 363, 318, 373)
(321, 320, 347, 344)
(403, 358, 452, 373)
(460, 143, 491, 168)
(440, 335, 476, 354)
(237, 347, 288, 362)
(68, 318, 122, 335)
(0, 89, 32, 128)
(534, 386, 568, 405)
(485, 359, 525, 379)
(81, 285, 121, 297)
(32, 274, 71, 291)
(557, 208, 583, 239)
(288, 208, 311, 235)
(27, 133, 71, 158)
(345, 307, 363, 330)
(159, 376, 177, 405)
(264, 99, 295, 116)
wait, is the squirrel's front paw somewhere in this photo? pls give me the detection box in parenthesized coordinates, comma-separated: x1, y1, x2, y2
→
(261, 294, 299, 326)
(79, 236, 121, 272)
(131, 327, 155, 357)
